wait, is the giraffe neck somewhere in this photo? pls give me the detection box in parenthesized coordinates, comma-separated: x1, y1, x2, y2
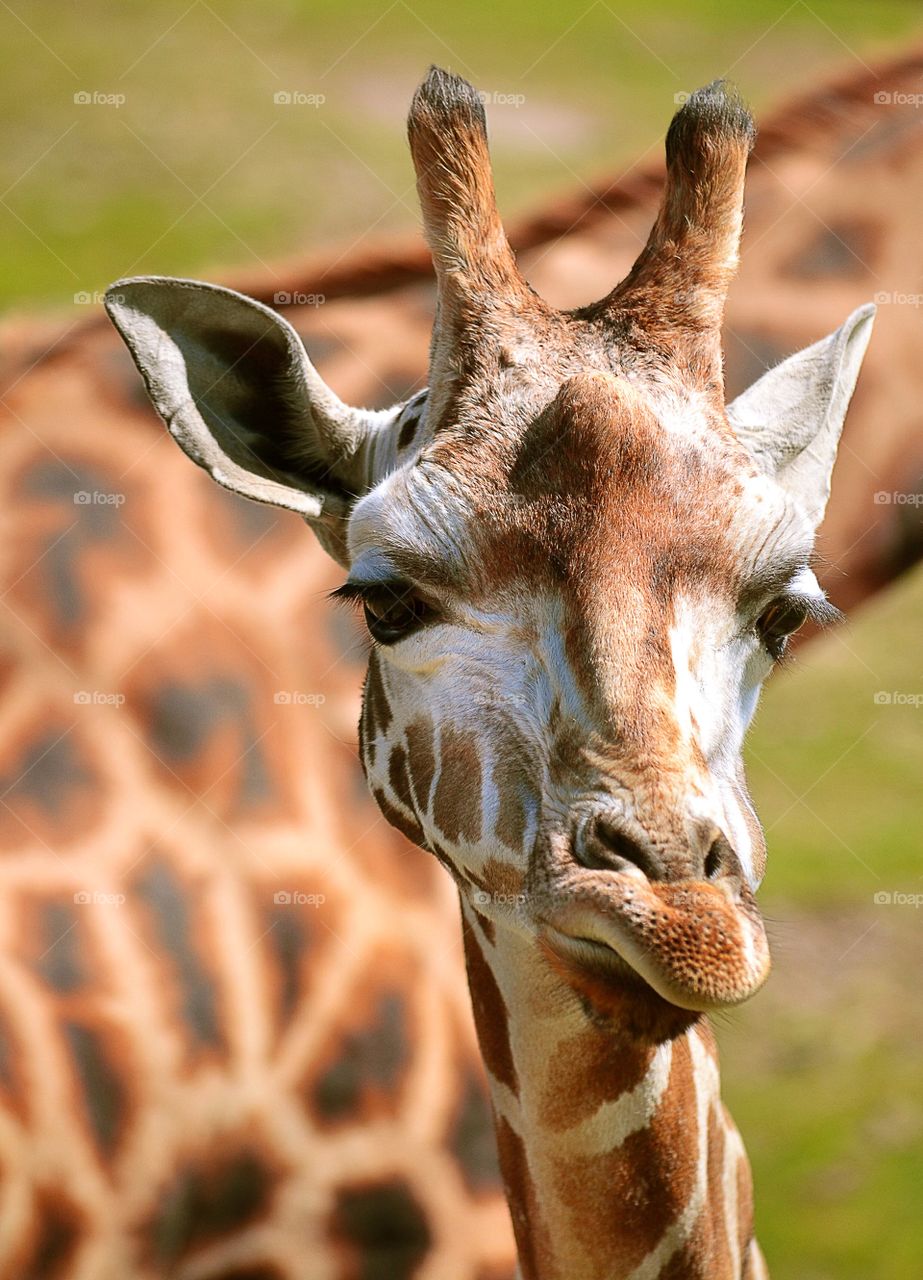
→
(461, 902, 764, 1280)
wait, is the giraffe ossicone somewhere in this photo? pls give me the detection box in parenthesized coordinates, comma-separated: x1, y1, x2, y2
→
(106, 66, 874, 1280)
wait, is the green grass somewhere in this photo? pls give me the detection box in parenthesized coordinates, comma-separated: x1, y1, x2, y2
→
(747, 564, 923, 906)
(1, 0, 921, 310)
(719, 564, 923, 1279)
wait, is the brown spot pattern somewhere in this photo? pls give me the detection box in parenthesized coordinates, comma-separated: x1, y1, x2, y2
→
(363, 653, 392, 738)
(404, 716, 436, 809)
(388, 744, 416, 815)
(736, 1138, 756, 1262)
(448, 1067, 503, 1193)
(373, 785, 426, 845)
(461, 920, 517, 1096)
(551, 1034, 699, 1274)
(491, 749, 531, 852)
(141, 1145, 280, 1267)
(15, 1187, 84, 1280)
(703, 1101, 731, 1271)
(539, 1030, 654, 1133)
(433, 725, 482, 844)
(328, 1178, 432, 1280)
(493, 1117, 547, 1280)
(309, 988, 410, 1125)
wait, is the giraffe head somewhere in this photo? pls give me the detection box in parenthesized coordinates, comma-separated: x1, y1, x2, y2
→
(106, 69, 873, 1018)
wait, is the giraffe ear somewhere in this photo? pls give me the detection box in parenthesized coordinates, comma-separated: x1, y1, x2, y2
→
(726, 304, 875, 528)
(104, 276, 402, 566)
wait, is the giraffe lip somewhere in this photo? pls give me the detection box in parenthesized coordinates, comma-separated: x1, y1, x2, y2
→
(537, 875, 771, 1012)
(540, 924, 641, 983)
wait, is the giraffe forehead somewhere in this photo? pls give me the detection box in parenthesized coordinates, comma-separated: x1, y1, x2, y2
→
(350, 377, 809, 610)
(461, 403, 793, 604)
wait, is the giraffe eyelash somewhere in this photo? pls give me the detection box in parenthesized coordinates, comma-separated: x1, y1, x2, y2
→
(757, 592, 842, 664)
(329, 579, 438, 645)
(779, 594, 842, 630)
(328, 580, 421, 610)
(328, 582, 370, 610)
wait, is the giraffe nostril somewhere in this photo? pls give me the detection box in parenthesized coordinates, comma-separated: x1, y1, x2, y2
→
(577, 815, 739, 883)
(578, 814, 662, 880)
(703, 831, 736, 881)
(704, 842, 723, 880)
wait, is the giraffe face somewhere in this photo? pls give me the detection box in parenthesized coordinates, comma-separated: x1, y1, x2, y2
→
(105, 69, 873, 1016)
(346, 370, 830, 1012)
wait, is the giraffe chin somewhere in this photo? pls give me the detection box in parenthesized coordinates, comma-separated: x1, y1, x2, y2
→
(537, 875, 771, 1013)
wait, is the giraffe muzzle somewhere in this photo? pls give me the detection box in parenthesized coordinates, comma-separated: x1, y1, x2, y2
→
(532, 828, 771, 1011)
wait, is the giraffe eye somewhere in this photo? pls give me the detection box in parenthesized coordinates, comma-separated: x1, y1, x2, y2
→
(356, 582, 435, 645)
(756, 597, 809, 660)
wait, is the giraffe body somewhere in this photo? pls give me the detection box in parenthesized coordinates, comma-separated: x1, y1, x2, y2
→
(0, 332, 514, 1277)
(104, 69, 875, 1278)
(0, 50, 905, 1280)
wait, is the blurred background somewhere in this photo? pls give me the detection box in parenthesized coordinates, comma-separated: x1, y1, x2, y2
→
(1, 0, 921, 309)
(0, 3, 921, 1279)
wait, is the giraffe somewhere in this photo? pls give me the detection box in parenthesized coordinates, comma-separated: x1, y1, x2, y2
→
(104, 68, 874, 1279)
(29, 44, 923, 603)
(0, 225, 515, 1278)
(263, 45, 923, 613)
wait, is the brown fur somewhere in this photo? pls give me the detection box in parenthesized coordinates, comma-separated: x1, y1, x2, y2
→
(593, 80, 755, 388)
(379, 70, 775, 1280)
(550, 1035, 700, 1274)
(407, 68, 527, 306)
(462, 919, 519, 1098)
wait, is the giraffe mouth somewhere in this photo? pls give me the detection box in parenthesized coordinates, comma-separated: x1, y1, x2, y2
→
(536, 871, 771, 1012)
